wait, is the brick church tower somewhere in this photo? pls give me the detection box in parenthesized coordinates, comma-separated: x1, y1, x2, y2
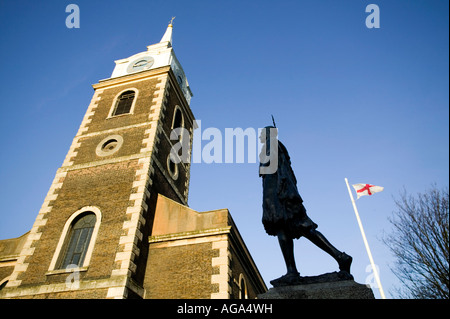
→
(0, 23, 266, 299)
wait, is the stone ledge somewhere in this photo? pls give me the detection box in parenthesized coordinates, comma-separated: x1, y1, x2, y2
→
(258, 273, 374, 299)
(149, 226, 232, 243)
(0, 275, 129, 299)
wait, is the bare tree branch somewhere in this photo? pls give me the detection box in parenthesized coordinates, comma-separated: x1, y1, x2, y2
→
(383, 186, 449, 299)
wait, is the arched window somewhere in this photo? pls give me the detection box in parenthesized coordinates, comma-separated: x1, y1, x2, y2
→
(112, 90, 135, 116)
(239, 274, 248, 299)
(48, 207, 101, 272)
(167, 106, 185, 180)
(59, 213, 96, 269)
(172, 107, 183, 130)
(171, 106, 184, 142)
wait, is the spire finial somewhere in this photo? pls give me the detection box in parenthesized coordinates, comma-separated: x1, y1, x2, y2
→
(160, 19, 174, 43)
(169, 16, 176, 27)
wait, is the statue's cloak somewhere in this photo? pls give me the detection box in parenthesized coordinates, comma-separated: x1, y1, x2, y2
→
(260, 141, 317, 238)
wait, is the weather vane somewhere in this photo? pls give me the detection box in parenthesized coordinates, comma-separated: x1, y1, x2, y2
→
(169, 16, 176, 25)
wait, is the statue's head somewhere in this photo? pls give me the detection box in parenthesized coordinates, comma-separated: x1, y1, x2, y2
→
(260, 126, 278, 143)
(259, 126, 279, 174)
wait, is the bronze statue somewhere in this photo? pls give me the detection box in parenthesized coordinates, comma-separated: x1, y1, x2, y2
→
(259, 126, 352, 286)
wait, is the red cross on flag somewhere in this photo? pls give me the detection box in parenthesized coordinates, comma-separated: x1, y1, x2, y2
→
(352, 183, 384, 199)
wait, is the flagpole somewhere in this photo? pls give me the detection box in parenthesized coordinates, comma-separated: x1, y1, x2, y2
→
(344, 178, 386, 299)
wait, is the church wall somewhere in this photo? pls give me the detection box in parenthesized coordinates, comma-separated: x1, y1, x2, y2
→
(230, 249, 245, 299)
(0, 232, 28, 285)
(229, 244, 262, 299)
(17, 160, 140, 287)
(86, 77, 160, 134)
(129, 73, 193, 288)
(153, 131, 189, 202)
(144, 241, 217, 299)
(72, 126, 148, 166)
(0, 266, 14, 284)
(130, 167, 173, 287)
(152, 78, 193, 206)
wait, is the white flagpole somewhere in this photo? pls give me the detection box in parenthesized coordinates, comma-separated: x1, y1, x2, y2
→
(345, 178, 386, 299)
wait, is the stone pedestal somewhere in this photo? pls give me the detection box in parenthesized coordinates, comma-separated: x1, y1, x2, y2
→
(258, 272, 375, 299)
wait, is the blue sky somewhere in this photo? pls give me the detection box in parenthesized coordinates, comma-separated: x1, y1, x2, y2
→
(0, 0, 448, 299)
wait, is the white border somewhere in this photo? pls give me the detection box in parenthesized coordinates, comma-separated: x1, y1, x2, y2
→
(107, 88, 139, 118)
(95, 134, 124, 157)
(171, 105, 185, 139)
(166, 153, 179, 180)
(238, 273, 248, 299)
(48, 206, 102, 271)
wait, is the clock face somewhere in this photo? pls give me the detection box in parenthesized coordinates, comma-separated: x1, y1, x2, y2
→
(127, 56, 154, 73)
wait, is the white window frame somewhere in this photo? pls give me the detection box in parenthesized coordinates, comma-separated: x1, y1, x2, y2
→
(238, 273, 248, 299)
(167, 153, 179, 181)
(95, 134, 124, 157)
(171, 105, 184, 128)
(48, 206, 102, 273)
(107, 88, 139, 118)
(171, 105, 185, 142)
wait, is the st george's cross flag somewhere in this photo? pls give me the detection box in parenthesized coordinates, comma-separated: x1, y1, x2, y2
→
(352, 183, 384, 199)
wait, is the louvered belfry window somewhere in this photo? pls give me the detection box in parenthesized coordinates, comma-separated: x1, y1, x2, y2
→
(172, 108, 183, 144)
(59, 213, 96, 269)
(113, 90, 135, 116)
(173, 108, 183, 130)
